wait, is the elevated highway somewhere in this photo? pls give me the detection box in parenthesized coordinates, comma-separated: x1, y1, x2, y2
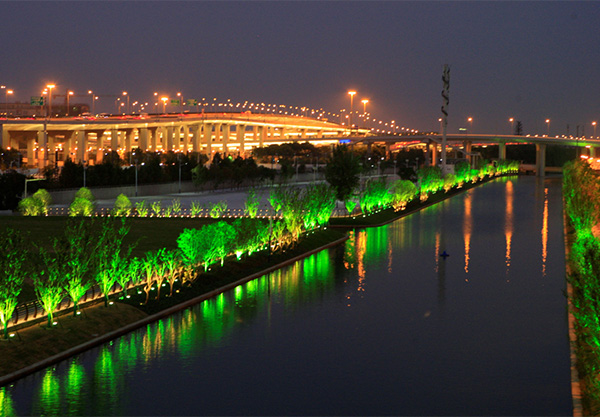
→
(0, 112, 368, 168)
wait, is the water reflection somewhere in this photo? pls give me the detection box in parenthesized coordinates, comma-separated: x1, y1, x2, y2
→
(0, 387, 15, 417)
(505, 180, 514, 272)
(542, 188, 549, 276)
(16, 249, 340, 416)
(463, 192, 473, 276)
(4, 177, 571, 416)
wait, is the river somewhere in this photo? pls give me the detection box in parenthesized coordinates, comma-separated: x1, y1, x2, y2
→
(1, 175, 572, 416)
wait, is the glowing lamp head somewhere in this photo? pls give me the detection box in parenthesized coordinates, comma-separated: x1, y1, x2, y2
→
(348, 91, 356, 96)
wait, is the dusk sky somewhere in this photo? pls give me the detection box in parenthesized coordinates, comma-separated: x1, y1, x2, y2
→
(2, 1, 599, 136)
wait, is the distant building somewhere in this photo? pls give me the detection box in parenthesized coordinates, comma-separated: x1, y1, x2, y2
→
(0, 101, 90, 118)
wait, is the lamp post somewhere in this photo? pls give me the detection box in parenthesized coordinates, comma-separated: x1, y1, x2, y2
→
(509, 118, 514, 135)
(66, 91, 74, 116)
(593, 121, 597, 138)
(88, 91, 96, 115)
(545, 119, 550, 136)
(438, 118, 443, 132)
(122, 91, 129, 114)
(47, 84, 56, 118)
(177, 92, 183, 113)
(5, 89, 13, 118)
(467, 117, 473, 134)
(83, 160, 87, 188)
(161, 97, 168, 113)
(348, 91, 356, 128)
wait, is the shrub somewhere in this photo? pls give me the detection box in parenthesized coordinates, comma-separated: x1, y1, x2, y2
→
(113, 194, 132, 216)
(69, 197, 94, 217)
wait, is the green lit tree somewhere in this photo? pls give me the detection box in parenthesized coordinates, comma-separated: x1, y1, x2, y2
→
(161, 249, 182, 296)
(325, 145, 361, 201)
(61, 220, 95, 316)
(18, 196, 44, 216)
(34, 249, 66, 327)
(209, 201, 228, 218)
(32, 189, 52, 214)
(211, 222, 236, 266)
(113, 193, 132, 216)
(135, 200, 149, 217)
(116, 257, 140, 300)
(244, 188, 260, 218)
(390, 179, 417, 211)
(0, 229, 27, 338)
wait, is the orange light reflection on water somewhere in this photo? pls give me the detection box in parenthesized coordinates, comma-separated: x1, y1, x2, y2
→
(505, 180, 513, 273)
(463, 192, 472, 276)
(542, 188, 548, 276)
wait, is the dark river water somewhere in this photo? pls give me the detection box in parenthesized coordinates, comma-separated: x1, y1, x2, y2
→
(1, 176, 572, 416)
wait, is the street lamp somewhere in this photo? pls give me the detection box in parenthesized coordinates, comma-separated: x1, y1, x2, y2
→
(5, 89, 13, 118)
(467, 117, 473, 134)
(592, 121, 597, 138)
(161, 97, 168, 113)
(66, 91, 74, 116)
(177, 92, 183, 113)
(438, 118, 442, 132)
(122, 91, 129, 114)
(361, 99, 369, 114)
(509, 118, 514, 135)
(545, 119, 550, 136)
(88, 90, 97, 115)
(348, 91, 356, 128)
(46, 84, 56, 118)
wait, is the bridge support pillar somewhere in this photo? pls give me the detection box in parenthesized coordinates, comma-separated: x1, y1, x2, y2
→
(140, 128, 149, 151)
(464, 140, 472, 166)
(74, 131, 86, 163)
(498, 142, 506, 160)
(191, 125, 200, 153)
(430, 141, 438, 166)
(110, 129, 119, 151)
(27, 136, 35, 166)
(126, 129, 135, 154)
(259, 126, 267, 147)
(367, 142, 372, 155)
(150, 128, 158, 152)
(223, 124, 230, 155)
(535, 144, 546, 177)
(594, 147, 600, 158)
(1, 125, 10, 149)
(37, 130, 47, 168)
(237, 124, 245, 156)
(166, 126, 174, 151)
(204, 123, 213, 158)
(280, 127, 287, 140)
(181, 125, 189, 152)
(64, 132, 74, 162)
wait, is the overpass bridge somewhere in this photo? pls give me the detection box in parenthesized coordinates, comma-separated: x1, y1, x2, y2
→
(0, 112, 368, 168)
(349, 133, 600, 176)
(1, 112, 595, 176)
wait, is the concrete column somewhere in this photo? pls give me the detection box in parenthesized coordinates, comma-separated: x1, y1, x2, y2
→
(64, 132, 74, 161)
(150, 128, 158, 151)
(181, 124, 189, 152)
(317, 130, 324, 138)
(279, 127, 286, 140)
(594, 147, 600, 158)
(430, 142, 438, 166)
(214, 123, 222, 153)
(166, 126, 174, 151)
(1, 125, 10, 149)
(191, 125, 200, 153)
(204, 123, 213, 156)
(237, 124, 245, 156)
(26, 137, 35, 166)
(74, 131, 86, 163)
(535, 143, 546, 177)
(37, 130, 47, 168)
(140, 127, 149, 151)
(110, 129, 119, 151)
(259, 126, 267, 147)
(464, 140, 472, 166)
(301, 129, 307, 139)
(385, 143, 391, 159)
(47, 134, 56, 166)
(126, 129, 135, 153)
(223, 124, 230, 155)
(498, 142, 506, 160)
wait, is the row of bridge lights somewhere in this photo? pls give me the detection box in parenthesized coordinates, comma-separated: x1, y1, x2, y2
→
(29, 83, 421, 136)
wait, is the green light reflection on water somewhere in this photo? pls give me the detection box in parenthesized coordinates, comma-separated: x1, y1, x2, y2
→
(0, 387, 16, 417)
(19, 249, 340, 416)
